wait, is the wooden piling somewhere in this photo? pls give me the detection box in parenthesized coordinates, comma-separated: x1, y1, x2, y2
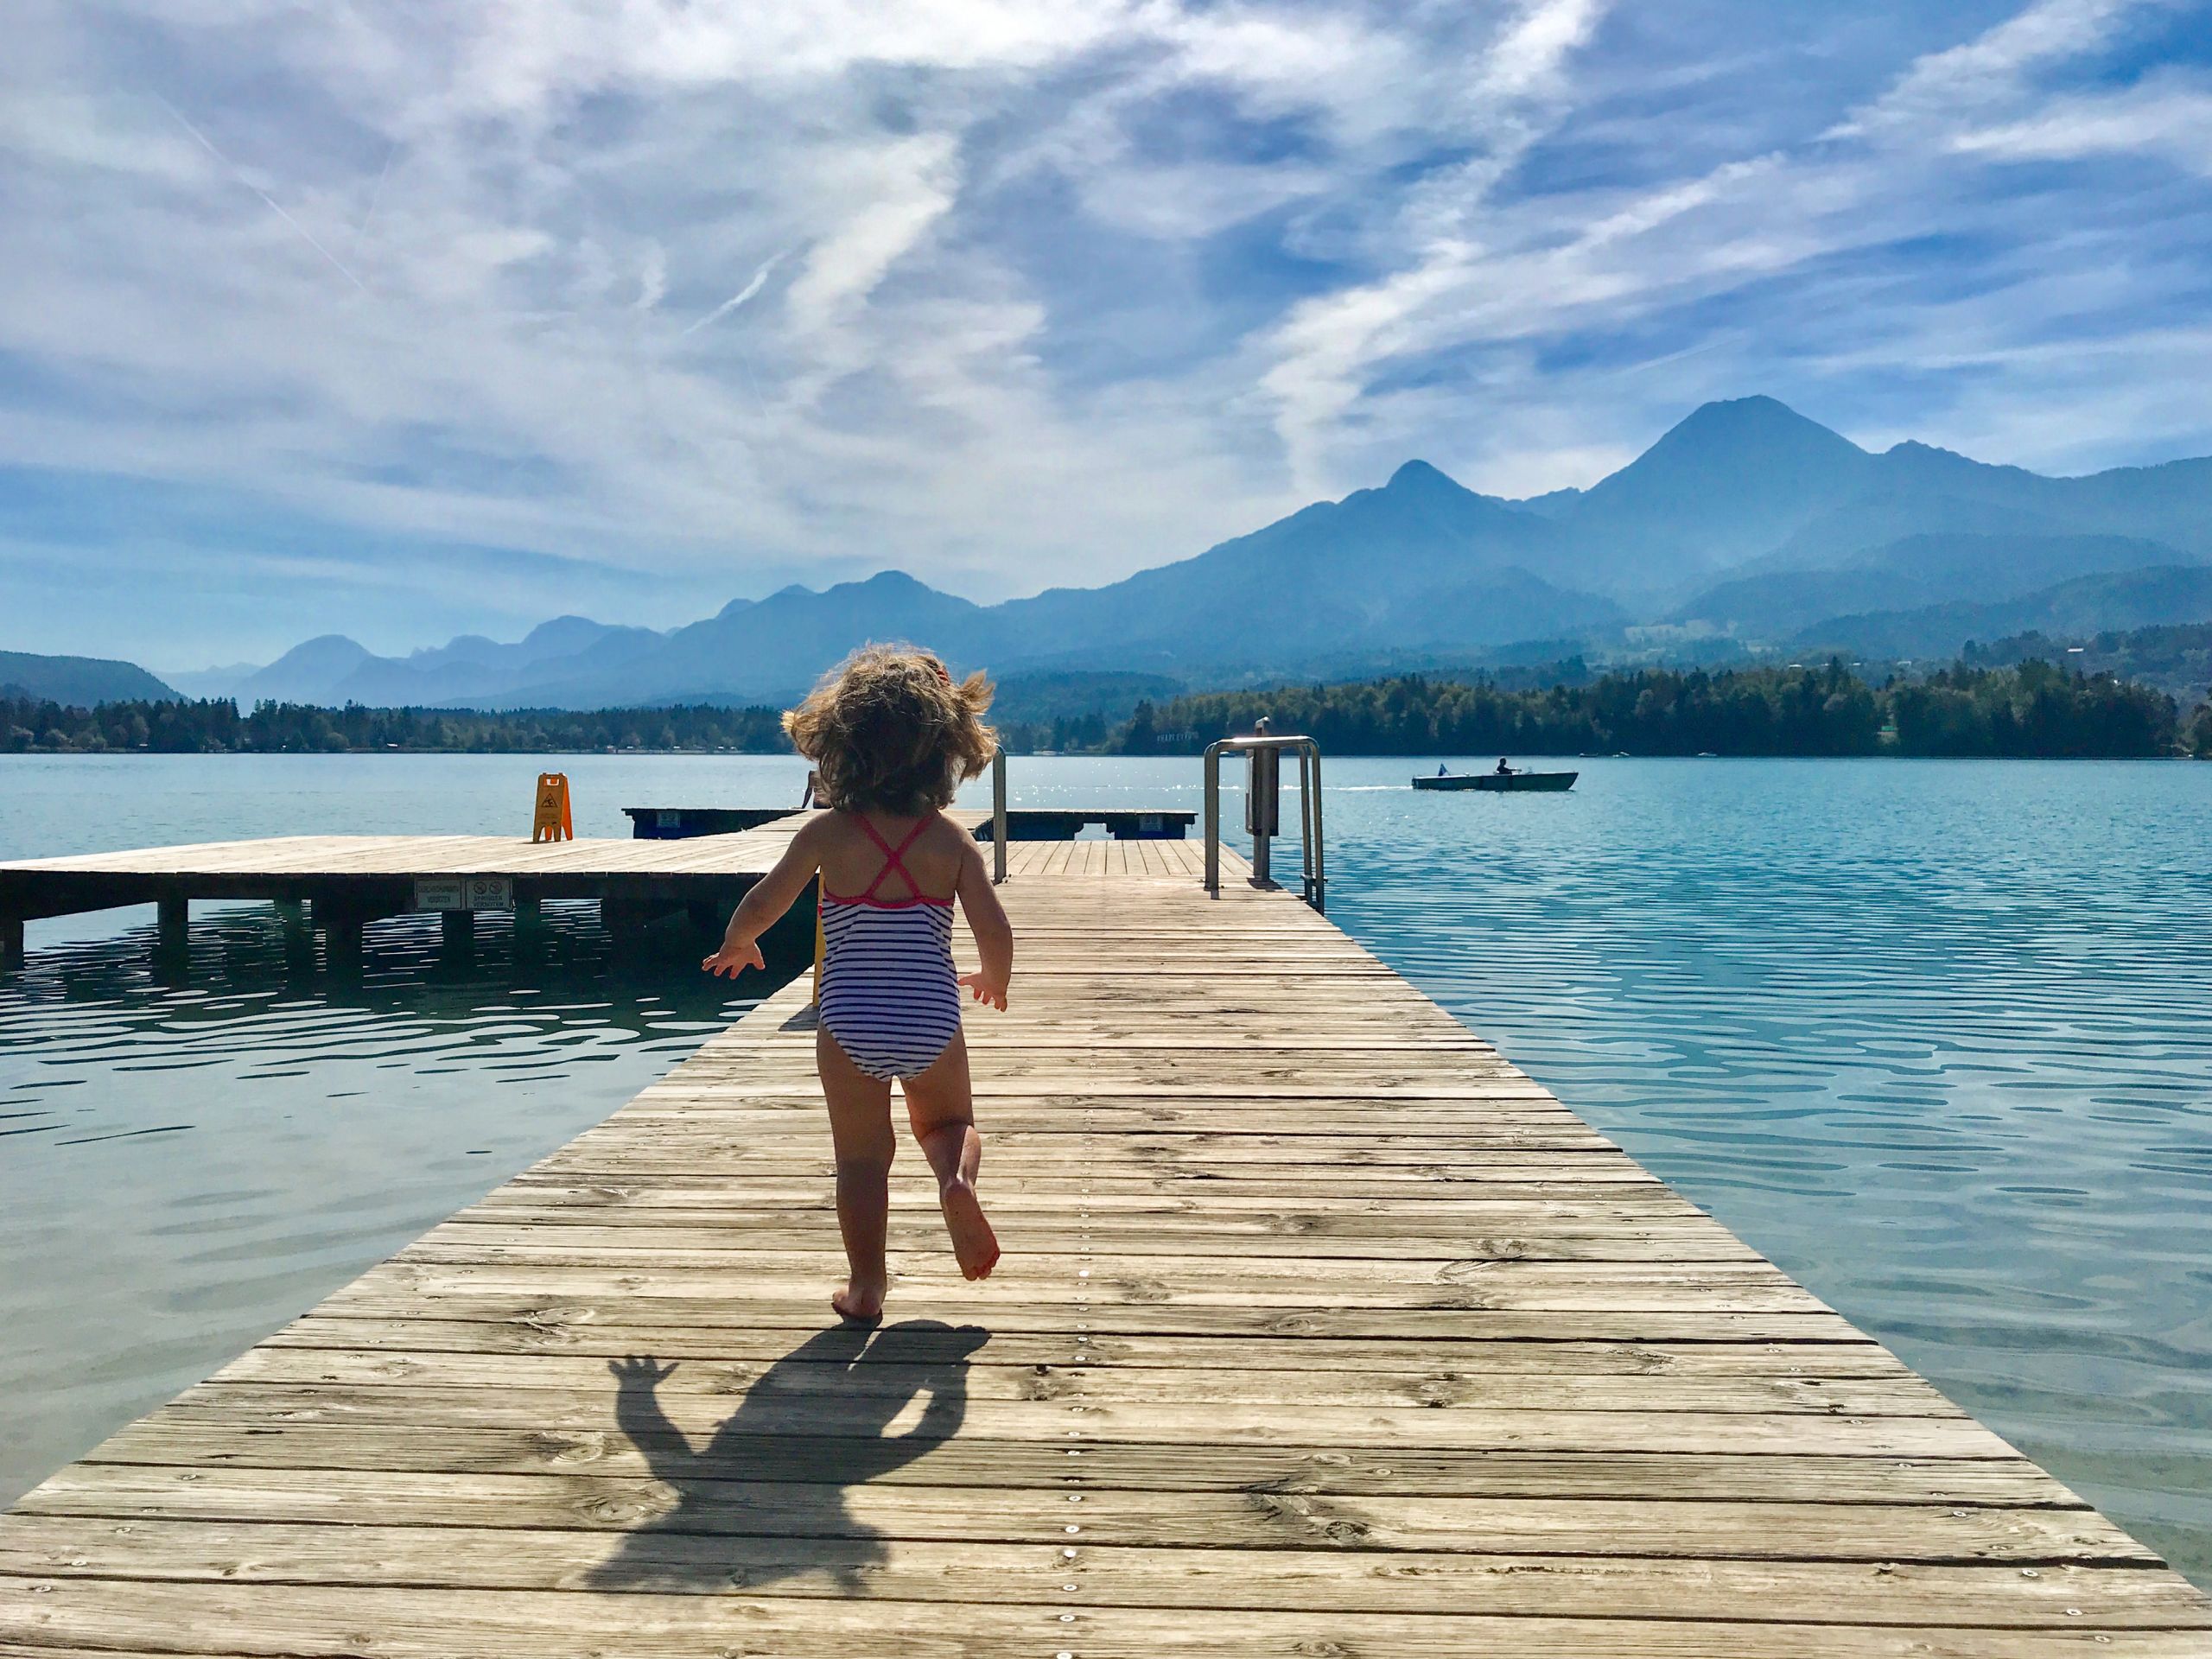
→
(155, 893, 188, 960)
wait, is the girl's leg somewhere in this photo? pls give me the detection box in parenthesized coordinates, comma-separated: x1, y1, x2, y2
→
(902, 1031, 1000, 1281)
(817, 1026, 896, 1319)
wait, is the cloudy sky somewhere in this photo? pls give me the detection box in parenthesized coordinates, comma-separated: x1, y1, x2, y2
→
(4, 0, 2210, 666)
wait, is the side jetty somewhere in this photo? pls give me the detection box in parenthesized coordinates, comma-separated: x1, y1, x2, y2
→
(3, 818, 2209, 1652)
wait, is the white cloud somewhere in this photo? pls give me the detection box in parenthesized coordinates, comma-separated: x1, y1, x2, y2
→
(2, 0, 2210, 660)
(1953, 77, 2212, 171)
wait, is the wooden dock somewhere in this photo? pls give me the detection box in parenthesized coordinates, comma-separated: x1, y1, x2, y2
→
(5, 832, 2210, 1653)
(0, 807, 1192, 966)
(0, 813, 976, 967)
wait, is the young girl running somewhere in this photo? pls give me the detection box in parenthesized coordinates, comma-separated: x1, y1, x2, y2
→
(702, 646, 1013, 1319)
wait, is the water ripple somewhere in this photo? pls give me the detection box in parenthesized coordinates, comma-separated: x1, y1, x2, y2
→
(0, 899, 788, 1506)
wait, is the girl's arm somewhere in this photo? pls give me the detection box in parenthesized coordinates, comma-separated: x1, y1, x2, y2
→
(702, 818, 826, 977)
(953, 833, 1014, 1010)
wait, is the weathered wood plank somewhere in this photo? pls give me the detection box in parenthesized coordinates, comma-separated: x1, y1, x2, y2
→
(10, 1579, 2209, 1657)
(7, 1521, 2201, 1624)
(14, 1473, 2139, 1560)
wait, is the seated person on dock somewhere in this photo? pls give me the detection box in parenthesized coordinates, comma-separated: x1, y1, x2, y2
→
(702, 646, 1014, 1319)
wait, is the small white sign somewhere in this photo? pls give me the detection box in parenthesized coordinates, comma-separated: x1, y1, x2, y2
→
(466, 876, 514, 911)
(416, 876, 515, 912)
(414, 876, 466, 912)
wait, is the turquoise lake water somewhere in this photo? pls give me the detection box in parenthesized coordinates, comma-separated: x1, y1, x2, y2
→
(1, 752, 2208, 1586)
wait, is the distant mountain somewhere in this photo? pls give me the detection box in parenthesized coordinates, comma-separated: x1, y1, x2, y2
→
(1677, 534, 2199, 639)
(1788, 565, 2212, 663)
(232, 635, 378, 703)
(988, 459, 1605, 670)
(332, 616, 665, 705)
(1529, 397, 1878, 593)
(0, 650, 178, 705)
(183, 618, 670, 707)
(171, 396, 2212, 709)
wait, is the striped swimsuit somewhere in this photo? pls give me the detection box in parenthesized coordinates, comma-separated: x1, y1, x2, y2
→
(817, 814, 962, 1082)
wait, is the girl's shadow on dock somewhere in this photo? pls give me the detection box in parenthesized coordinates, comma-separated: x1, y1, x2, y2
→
(586, 1319, 990, 1594)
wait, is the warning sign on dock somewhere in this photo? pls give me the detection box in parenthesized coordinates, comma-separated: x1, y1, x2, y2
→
(531, 772, 575, 842)
(414, 877, 514, 912)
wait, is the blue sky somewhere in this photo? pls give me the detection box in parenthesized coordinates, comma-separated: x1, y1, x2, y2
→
(3, 0, 2210, 668)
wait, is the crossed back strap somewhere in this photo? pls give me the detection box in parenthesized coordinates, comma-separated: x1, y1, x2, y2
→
(850, 814, 932, 902)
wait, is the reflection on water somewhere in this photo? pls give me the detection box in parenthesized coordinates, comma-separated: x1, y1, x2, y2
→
(0, 899, 800, 1505)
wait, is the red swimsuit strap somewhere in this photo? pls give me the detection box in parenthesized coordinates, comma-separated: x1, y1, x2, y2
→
(851, 814, 933, 902)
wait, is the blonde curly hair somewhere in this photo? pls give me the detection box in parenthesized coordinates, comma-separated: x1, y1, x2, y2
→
(785, 645, 996, 816)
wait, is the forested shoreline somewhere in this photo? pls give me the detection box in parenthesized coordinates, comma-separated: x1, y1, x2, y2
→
(0, 697, 788, 755)
(1109, 660, 2209, 760)
(4, 657, 2208, 759)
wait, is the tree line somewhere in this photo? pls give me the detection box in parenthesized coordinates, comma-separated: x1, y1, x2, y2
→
(4, 658, 2206, 760)
(1112, 659, 2205, 760)
(0, 696, 788, 754)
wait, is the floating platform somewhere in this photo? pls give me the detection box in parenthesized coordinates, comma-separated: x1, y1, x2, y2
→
(624, 806, 804, 839)
(626, 805, 1197, 842)
(3, 834, 2209, 1651)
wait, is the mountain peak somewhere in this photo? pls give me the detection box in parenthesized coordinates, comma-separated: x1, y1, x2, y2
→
(1386, 459, 1460, 493)
(1662, 396, 1859, 453)
(1559, 397, 1875, 585)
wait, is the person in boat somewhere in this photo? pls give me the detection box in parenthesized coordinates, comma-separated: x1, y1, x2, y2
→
(1438, 763, 1448, 776)
(1495, 757, 1514, 776)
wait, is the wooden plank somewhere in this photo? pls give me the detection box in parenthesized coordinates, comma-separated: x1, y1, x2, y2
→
(77, 1417, 2081, 1504)
(202, 1346, 1964, 1415)
(8, 1520, 2201, 1623)
(16, 1473, 2141, 1560)
(11, 1580, 2211, 1657)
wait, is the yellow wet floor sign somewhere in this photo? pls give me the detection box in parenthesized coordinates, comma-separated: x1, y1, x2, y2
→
(531, 772, 574, 842)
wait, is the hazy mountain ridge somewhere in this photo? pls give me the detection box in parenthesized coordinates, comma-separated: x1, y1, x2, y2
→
(0, 651, 178, 705)
(159, 397, 2212, 710)
(1787, 566, 2212, 664)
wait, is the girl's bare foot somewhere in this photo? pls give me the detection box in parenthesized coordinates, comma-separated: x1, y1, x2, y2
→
(938, 1176, 1001, 1281)
(831, 1278, 886, 1321)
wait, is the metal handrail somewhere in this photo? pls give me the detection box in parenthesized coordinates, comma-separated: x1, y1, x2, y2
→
(991, 747, 1008, 884)
(1202, 734, 1325, 911)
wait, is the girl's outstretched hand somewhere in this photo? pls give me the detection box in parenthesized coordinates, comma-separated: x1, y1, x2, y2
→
(702, 938, 766, 978)
(958, 970, 1008, 1011)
